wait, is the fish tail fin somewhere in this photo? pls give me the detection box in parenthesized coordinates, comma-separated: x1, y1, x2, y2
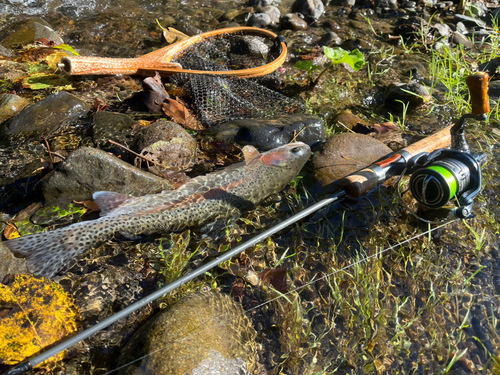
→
(4, 220, 101, 279)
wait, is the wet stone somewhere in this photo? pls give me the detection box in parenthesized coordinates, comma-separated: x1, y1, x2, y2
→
(133, 120, 197, 174)
(454, 14, 486, 28)
(0, 18, 63, 49)
(117, 291, 257, 375)
(92, 111, 136, 159)
(384, 82, 431, 110)
(261, 6, 281, 25)
(0, 46, 12, 57)
(203, 114, 325, 150)
(0, 241, 28, 280)
(6, 91, 90, 137)
(36, 147, 174, 203)
(292, 0, 324, 20)
(280, 13, 308, 30)
(220, 9, 240, 22)
(453, 31, 476, 49)
(312, 133, 392, 187)
(0, 60, 28, 81)
(323, 19, 341, 31)
(0, 94, 30, 124)
(318, 31, 342, 46)
(247, 13, 272, 27)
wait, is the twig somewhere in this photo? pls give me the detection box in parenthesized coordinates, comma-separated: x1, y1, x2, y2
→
(41, 136, 54, 164)
(108, 139, 163, 168)
(337, 121, 355, 133)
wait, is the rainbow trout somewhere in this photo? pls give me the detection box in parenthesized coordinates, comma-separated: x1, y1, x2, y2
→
(4, 142, 311, 278)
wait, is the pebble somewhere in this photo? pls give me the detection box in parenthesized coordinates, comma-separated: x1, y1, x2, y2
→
(280, 13, 308, 30)
(383, 82, 432, 110)
(323, 19, 341, 31)
(292, 0, 324, 21)
(454, 14, 486, 28)
(261, 6, 281, 25)
(35, 147, 174, 203)
(0, 94, 30, 124)
(117, 292, 257, 375)
(220, 9, 240, 22)
(7, 91, 90, 136)
(247, 13, 272, 27)
(0, 18, 63, 49)
(453, 31, 476, 49)
(318, 31, 342, 46)
(0, 60, 28, 81)
(92, 111, 136, 160)
(203, 114, 325, 150)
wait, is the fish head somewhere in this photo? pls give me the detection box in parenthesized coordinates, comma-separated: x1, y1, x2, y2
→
(259, 142, 311, 174)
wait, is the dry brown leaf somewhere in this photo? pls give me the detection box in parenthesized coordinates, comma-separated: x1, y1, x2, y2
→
(163, 27, 190, 44)
(258, 268, 288, 293)
(74, 200, 101, 212)
(4, 223, 20, 240)
(161, 98, 204, 131)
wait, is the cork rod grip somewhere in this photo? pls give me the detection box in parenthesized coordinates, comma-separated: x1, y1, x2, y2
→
(339, 124, 453, 198)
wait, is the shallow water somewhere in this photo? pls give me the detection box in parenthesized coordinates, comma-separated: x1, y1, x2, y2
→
(1, 1, 500, 374)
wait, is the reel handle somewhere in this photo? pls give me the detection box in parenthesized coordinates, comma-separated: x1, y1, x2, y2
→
(466, 72, 490, 116)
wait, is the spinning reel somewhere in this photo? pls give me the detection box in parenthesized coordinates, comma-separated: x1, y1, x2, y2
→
(407, 72, 489, 219)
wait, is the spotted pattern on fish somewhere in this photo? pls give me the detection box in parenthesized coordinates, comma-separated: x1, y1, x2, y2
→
(4, 143, 311, 278)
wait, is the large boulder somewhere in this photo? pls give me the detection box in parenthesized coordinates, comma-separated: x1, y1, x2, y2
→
(312, 133, 392, 187)
(117, 291, 257, 375)
(36, 147, 174, 202)
(203, 114, 325, 150)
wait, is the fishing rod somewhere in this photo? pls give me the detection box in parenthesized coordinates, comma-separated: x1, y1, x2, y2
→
(3, 72, 489, 375)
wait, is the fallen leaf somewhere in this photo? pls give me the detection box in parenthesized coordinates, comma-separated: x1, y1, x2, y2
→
(163, 27, 190, 44)
(161, 98, 204, 131)
(258, 268, 288, 293)
(73, 200, 101, 212)
(93, 97, 108, 112)
(4, 223, 20, 240)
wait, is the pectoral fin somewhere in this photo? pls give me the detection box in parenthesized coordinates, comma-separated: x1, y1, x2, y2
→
(242, 145, 261, 164)
(93, 191, 133, 217)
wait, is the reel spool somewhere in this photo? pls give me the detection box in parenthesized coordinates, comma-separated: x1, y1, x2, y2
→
(407, 72, 489, 219)
(409, 150, 486, 218)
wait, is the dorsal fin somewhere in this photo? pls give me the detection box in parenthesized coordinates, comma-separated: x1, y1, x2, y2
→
(242, 145, 261, 164)
(93, 191, 132, 217)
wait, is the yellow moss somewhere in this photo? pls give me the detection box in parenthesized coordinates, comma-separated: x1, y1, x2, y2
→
(0, 275, 80, 366)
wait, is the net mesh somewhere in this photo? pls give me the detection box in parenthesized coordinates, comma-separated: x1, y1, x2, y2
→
(168, 32, 305, 127)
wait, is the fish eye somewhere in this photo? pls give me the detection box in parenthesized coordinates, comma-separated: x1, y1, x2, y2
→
(290, 146, 302, 154)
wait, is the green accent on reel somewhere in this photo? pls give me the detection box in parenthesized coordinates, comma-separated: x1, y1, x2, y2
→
(428, 165, 457, 199)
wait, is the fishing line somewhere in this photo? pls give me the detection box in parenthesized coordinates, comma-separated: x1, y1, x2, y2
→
(103, 217, 459, 375)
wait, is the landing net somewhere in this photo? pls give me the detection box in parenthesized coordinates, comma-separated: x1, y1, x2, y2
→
(167, 32, 305, 127)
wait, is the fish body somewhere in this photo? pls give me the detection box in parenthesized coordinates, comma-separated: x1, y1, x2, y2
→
(4, 143, 311, 278)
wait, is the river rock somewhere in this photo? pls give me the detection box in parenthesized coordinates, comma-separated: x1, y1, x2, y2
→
(0, 241, 28, 280)
(133, 120, 197, 174)
(203, 114, 325, 150)
(0, 60, 28, 81)
(7, 91, 90, 136)
(292, 0, 324, 21)
(36, 147, 174, 203)
(262, 6, 281, 25)
(452, 31, 476, 49)
(92, 111, 136, 159)
(0, 94, 30, 124)
(117, 291, 257, 375)
(454, 14, 486, 28)
(0, 46, 13, 57)
(1, 18, 63, 49)
(280, 13, 308, 30)
(318, 31, 342, 46)
(383, 82, 432, 111)
(312, 133, 392, 187)
(247, 13, 272, 27)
